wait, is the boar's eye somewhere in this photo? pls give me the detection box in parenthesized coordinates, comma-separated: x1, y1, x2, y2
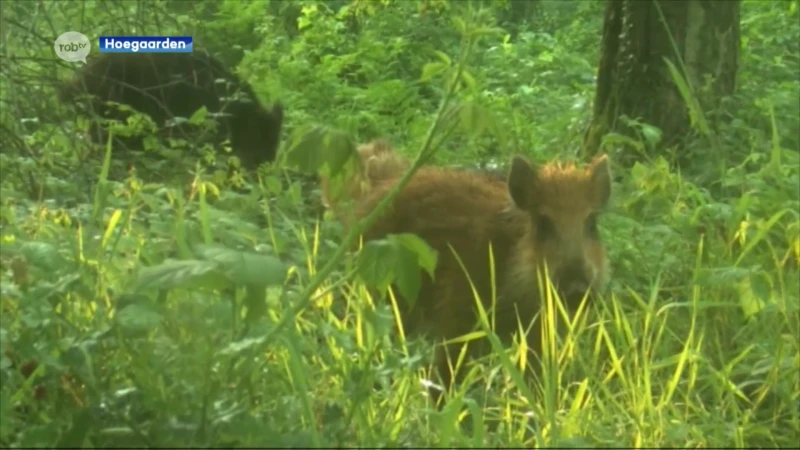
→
(584, 213, 599, 237)
(535, 214, 555, 241)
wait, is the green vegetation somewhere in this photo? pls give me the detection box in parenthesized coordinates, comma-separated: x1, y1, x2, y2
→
(1, 0, 797, 447)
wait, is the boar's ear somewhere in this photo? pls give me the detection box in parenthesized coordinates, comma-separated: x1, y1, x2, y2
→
(507, 155, 539, 210)
(589, 154, 611, 208)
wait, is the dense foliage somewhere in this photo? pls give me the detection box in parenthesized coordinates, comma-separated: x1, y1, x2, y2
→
(0, 0, 798, 447)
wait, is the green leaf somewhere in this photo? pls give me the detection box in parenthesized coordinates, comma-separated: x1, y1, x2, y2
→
(538, 51, 554, 63)
(322, 130, 357, 177)
(749, 272, 772, 305)
(472, 26, 504, 38)
(457, 102, 493, 138)
(357, 240, 399, 292)
(361, 303, 395, 341)
(356, 234, 439, 308)
(737, 276, 766, 319)
(432, 50, 453, 66)
(451, 17, 467, 36)
(188, 106, 209, 125)
(285, 125, 326, 173)
(391, 233, 438, 277)
(285, 125, 355, 175)
(263, 174, 283, 195)
(460, 70, 478, 93)
(630, 162, 647, 182)
(135, 259, 227, 291)
(421, 62, 448, 83)
(394, 246, 422, 307)
(663, 57, 710, 136)
(196, 245, 288, 287)
(219, 336, 267, 356)
(243, 284, 267, 325)
(20, 241, 63, 271)
(115, 303, 163, 335)
(143, 134, 160, 152)
(640, 123, 663, 147)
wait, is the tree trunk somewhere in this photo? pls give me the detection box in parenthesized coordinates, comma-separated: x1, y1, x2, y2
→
(584, 0, 740, 166)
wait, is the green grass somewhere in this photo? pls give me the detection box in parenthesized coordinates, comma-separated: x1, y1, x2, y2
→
(3, 177, 796, 447)
(2, 103, 797, 448)
(1, 0, 799, 447)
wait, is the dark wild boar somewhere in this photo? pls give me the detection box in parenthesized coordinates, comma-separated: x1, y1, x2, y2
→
(59, 50, 284, 169)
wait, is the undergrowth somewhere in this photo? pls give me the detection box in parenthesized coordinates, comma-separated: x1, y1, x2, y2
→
(0, 0, 798, 447)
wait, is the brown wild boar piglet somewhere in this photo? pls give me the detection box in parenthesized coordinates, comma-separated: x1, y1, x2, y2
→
(346, 154, 612, 401)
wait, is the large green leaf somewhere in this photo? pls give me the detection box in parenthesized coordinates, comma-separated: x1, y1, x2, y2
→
(285, 125, 355, 175)
(196, 245, 288, 287)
